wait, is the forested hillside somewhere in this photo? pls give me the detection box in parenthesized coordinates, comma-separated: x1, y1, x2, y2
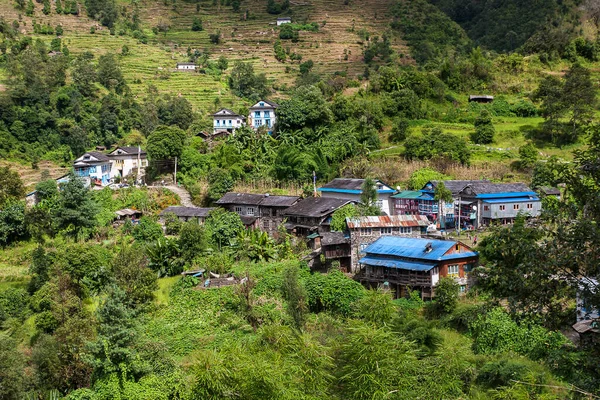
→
(2, 0, 600, 398)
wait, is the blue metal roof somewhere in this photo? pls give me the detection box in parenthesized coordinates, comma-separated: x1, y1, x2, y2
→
(475, 191, 537, 199)
(483, 196, 540, 204)
(359, 256, 437, 272)
(362, 236, 478, 261)
(317, 188, 396, 194)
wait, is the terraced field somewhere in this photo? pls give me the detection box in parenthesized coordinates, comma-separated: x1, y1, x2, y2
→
(0, 0, 409, 111)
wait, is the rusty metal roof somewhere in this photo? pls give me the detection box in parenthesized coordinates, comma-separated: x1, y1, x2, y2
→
(346, 215, 430, 229)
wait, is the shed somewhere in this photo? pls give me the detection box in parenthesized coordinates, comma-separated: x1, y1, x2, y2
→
(160, 206, 214, 223)
(176, 62, 197, 70)
(115, 208, 142, 220)
(277, 17, 291, 25)
(468, 95, 494, 103)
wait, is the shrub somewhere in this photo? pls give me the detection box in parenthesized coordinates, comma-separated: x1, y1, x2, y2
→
(132, 217, 163, 242)
(304, 270, 364, 315)
(389, 117, 410, 143)
(191, 17, 203, 31)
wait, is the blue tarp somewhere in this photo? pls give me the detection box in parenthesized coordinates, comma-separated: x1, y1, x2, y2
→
(359, 256, 437, 272)
(483, 197, 540, 203)
(476, 191, 537, 199)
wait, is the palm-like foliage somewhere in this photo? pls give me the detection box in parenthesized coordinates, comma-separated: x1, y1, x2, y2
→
(145, 237, 183, 277)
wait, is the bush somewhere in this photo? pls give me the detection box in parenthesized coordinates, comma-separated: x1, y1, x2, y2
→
(303, 270, 364, 315)
(191, 17, 203, 31)
(132, 217, 163, 242)
(389, 118, 410, 143)
(279, 24, 299, 42)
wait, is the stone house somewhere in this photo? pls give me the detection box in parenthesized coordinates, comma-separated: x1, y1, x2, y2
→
(283, 197, 354, 237)
(159, 206, 215, 224)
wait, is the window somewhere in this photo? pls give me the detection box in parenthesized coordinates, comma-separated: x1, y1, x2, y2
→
(376, 200, 383, 209)
(264, 111, 270, 117)
(447, 265, 459, 277)
(455, 244, 460, 251)
(228, 120, 232, 125)
(484, 205, 489, 211)
(381, 227, 392, 235)
(216, 120, 220, 126)
(399, 227, 412, 234)
(89, 166, 96, 173)
(259, 102, 264, 107)
(247, 207, 255, 216)
(513, 204, 519, 210)
(499, 205, 506, 211)
(255, 111, 261, 118)
(360, 228, 372, 236)
(235, 206, 243, 214)
(265, 119, 271, 127)
(527, 203, 533, 209)
(459, 285, 466, 293)
(263, 220, 270, 230)
(254, 120, 261, 127)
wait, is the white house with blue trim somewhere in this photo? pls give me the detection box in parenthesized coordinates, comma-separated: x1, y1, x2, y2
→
(318, 178, 396, 215)
(73, 152, 112, 186)
(248, 100, 278, 134)
(212, 108, 246, 134)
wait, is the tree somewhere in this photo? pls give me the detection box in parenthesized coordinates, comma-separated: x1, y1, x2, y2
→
(97, 53, 125, 94)
(389, 117, 410, 143)
(276, 85, 333, 131)
(359, 178, 380, 216)
(0, 334, 26, 400)
(0, 167, 25, 209)
(228, 61, 268, 100)
(53, 174, 98, 237)
(408, 168, 449, 190)
(0, 201, 28, 246)
(191, 17, 203, 31)
(518, 142, 538, 170)
(299, 59, 314, 75)
(562, 63, 596, 142)
(204, 208, 244, 249)
(207, 168, 235, 204)
(217, 55, 228, 70)
(404, 127, 471, 165)
(353, 289, 396, 326)
(434, 182, 453, 229)
(112, 244, 157, 308)
(330, 204, 359, 231)
(209, 31, 221, 44)
(178, 220, 208, 264)
(472, 109, 495, 144)
(434, 277, 459, 313)
(146, 125, 186, 161)
(282, 265, 308, 330)
(231, 0, 240, 11)
(132, 217, 163, 242)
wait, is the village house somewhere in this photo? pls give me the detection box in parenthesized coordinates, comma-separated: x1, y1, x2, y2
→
(283, 197, 354, 236)
(537, 186, 561, 200)
(212, 108, 246, 134)
(276, 17, 291, 25)
(307, 231, 352, 271)
(391, 190, 436, 217)
(454, 182, 541, 228)
(107, 146, 147, 183)
(176, 62, 197, 71)
(419, 180, 490, 228)
(216, 192, 300, 235)
(345, 215, 430, 273)
(247, 100, 278, 134)
(159, 206, 215, 224)
(73, 152, 112, 186)
(468, 95, 494, 103)
(318, 178, 396, 215)
(356, 236, 479, 299)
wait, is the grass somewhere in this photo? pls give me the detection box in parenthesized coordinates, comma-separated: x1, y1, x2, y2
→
(0, 241, 36, 283)
(154, 276, 180, 306)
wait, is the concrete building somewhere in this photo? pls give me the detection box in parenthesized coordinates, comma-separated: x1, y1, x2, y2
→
(247, 100, 278, 134)
(276, 17, 291, 25)
(318, 178, 396, 215)
(176, 62, 197, 70)
(212, 108, 246, 134)
(73, 152, 111, 186)
(107, 146, 147, 183)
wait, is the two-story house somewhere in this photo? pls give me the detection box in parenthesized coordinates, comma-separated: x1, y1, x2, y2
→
(107, 146, 148, 183)
(212, 109, 246, 134)
(216, 192, 300, 235)
(247, 100, 278, 134)
(391, 190, 436, 217)
(345, 215, 430, 273)
(318, 178, 396, 215)
(283, 197, 354, 237)
(73, 152, 112, 186)
(456, 182, 542, 227)
(356, 236, 479, 299)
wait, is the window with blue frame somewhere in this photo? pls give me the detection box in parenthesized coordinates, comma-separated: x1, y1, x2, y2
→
(266, 119, 271, 127)
(259, 102, 264, 107)
(264, 111, 270, 117)
(101, 164, 108, 173)
(254, 111, 260, 118)
(254, 120, 261, 127)
(89, 166, 96, 173)
(216, 120, 220, 126)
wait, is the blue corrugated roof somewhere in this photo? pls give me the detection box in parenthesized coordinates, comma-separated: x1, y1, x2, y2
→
(475, 191, 537, 199)
(363, 236, 477, 261)
(359, 256, 437, 272)
(483, 196, 540, 204)
(318, 188, 396, 194)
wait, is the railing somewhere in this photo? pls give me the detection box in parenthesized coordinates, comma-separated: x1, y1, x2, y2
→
(324, 249, 351, 259)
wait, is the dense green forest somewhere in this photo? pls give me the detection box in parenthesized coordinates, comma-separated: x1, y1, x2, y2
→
(2, 0, 600, 397)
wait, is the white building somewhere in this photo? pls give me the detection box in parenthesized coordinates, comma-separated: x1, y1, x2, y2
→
(212, 108, 246, 134)
(108, 146, 148, 183)
(247, 100, 278, 134)
(176, 62, 197, 70)
(277, 17, 291, 26)
(318, 178, 396, 215)
(73, 152, 112, 186)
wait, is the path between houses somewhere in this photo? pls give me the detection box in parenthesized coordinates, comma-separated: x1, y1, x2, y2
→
(150, 185, 194, 207)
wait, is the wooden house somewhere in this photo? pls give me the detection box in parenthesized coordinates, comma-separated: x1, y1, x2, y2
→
(283, 197, 354, 236)
(357, 236, 478, 299)
(159, 206, 214, 224)
(216, 192, 300, 235)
